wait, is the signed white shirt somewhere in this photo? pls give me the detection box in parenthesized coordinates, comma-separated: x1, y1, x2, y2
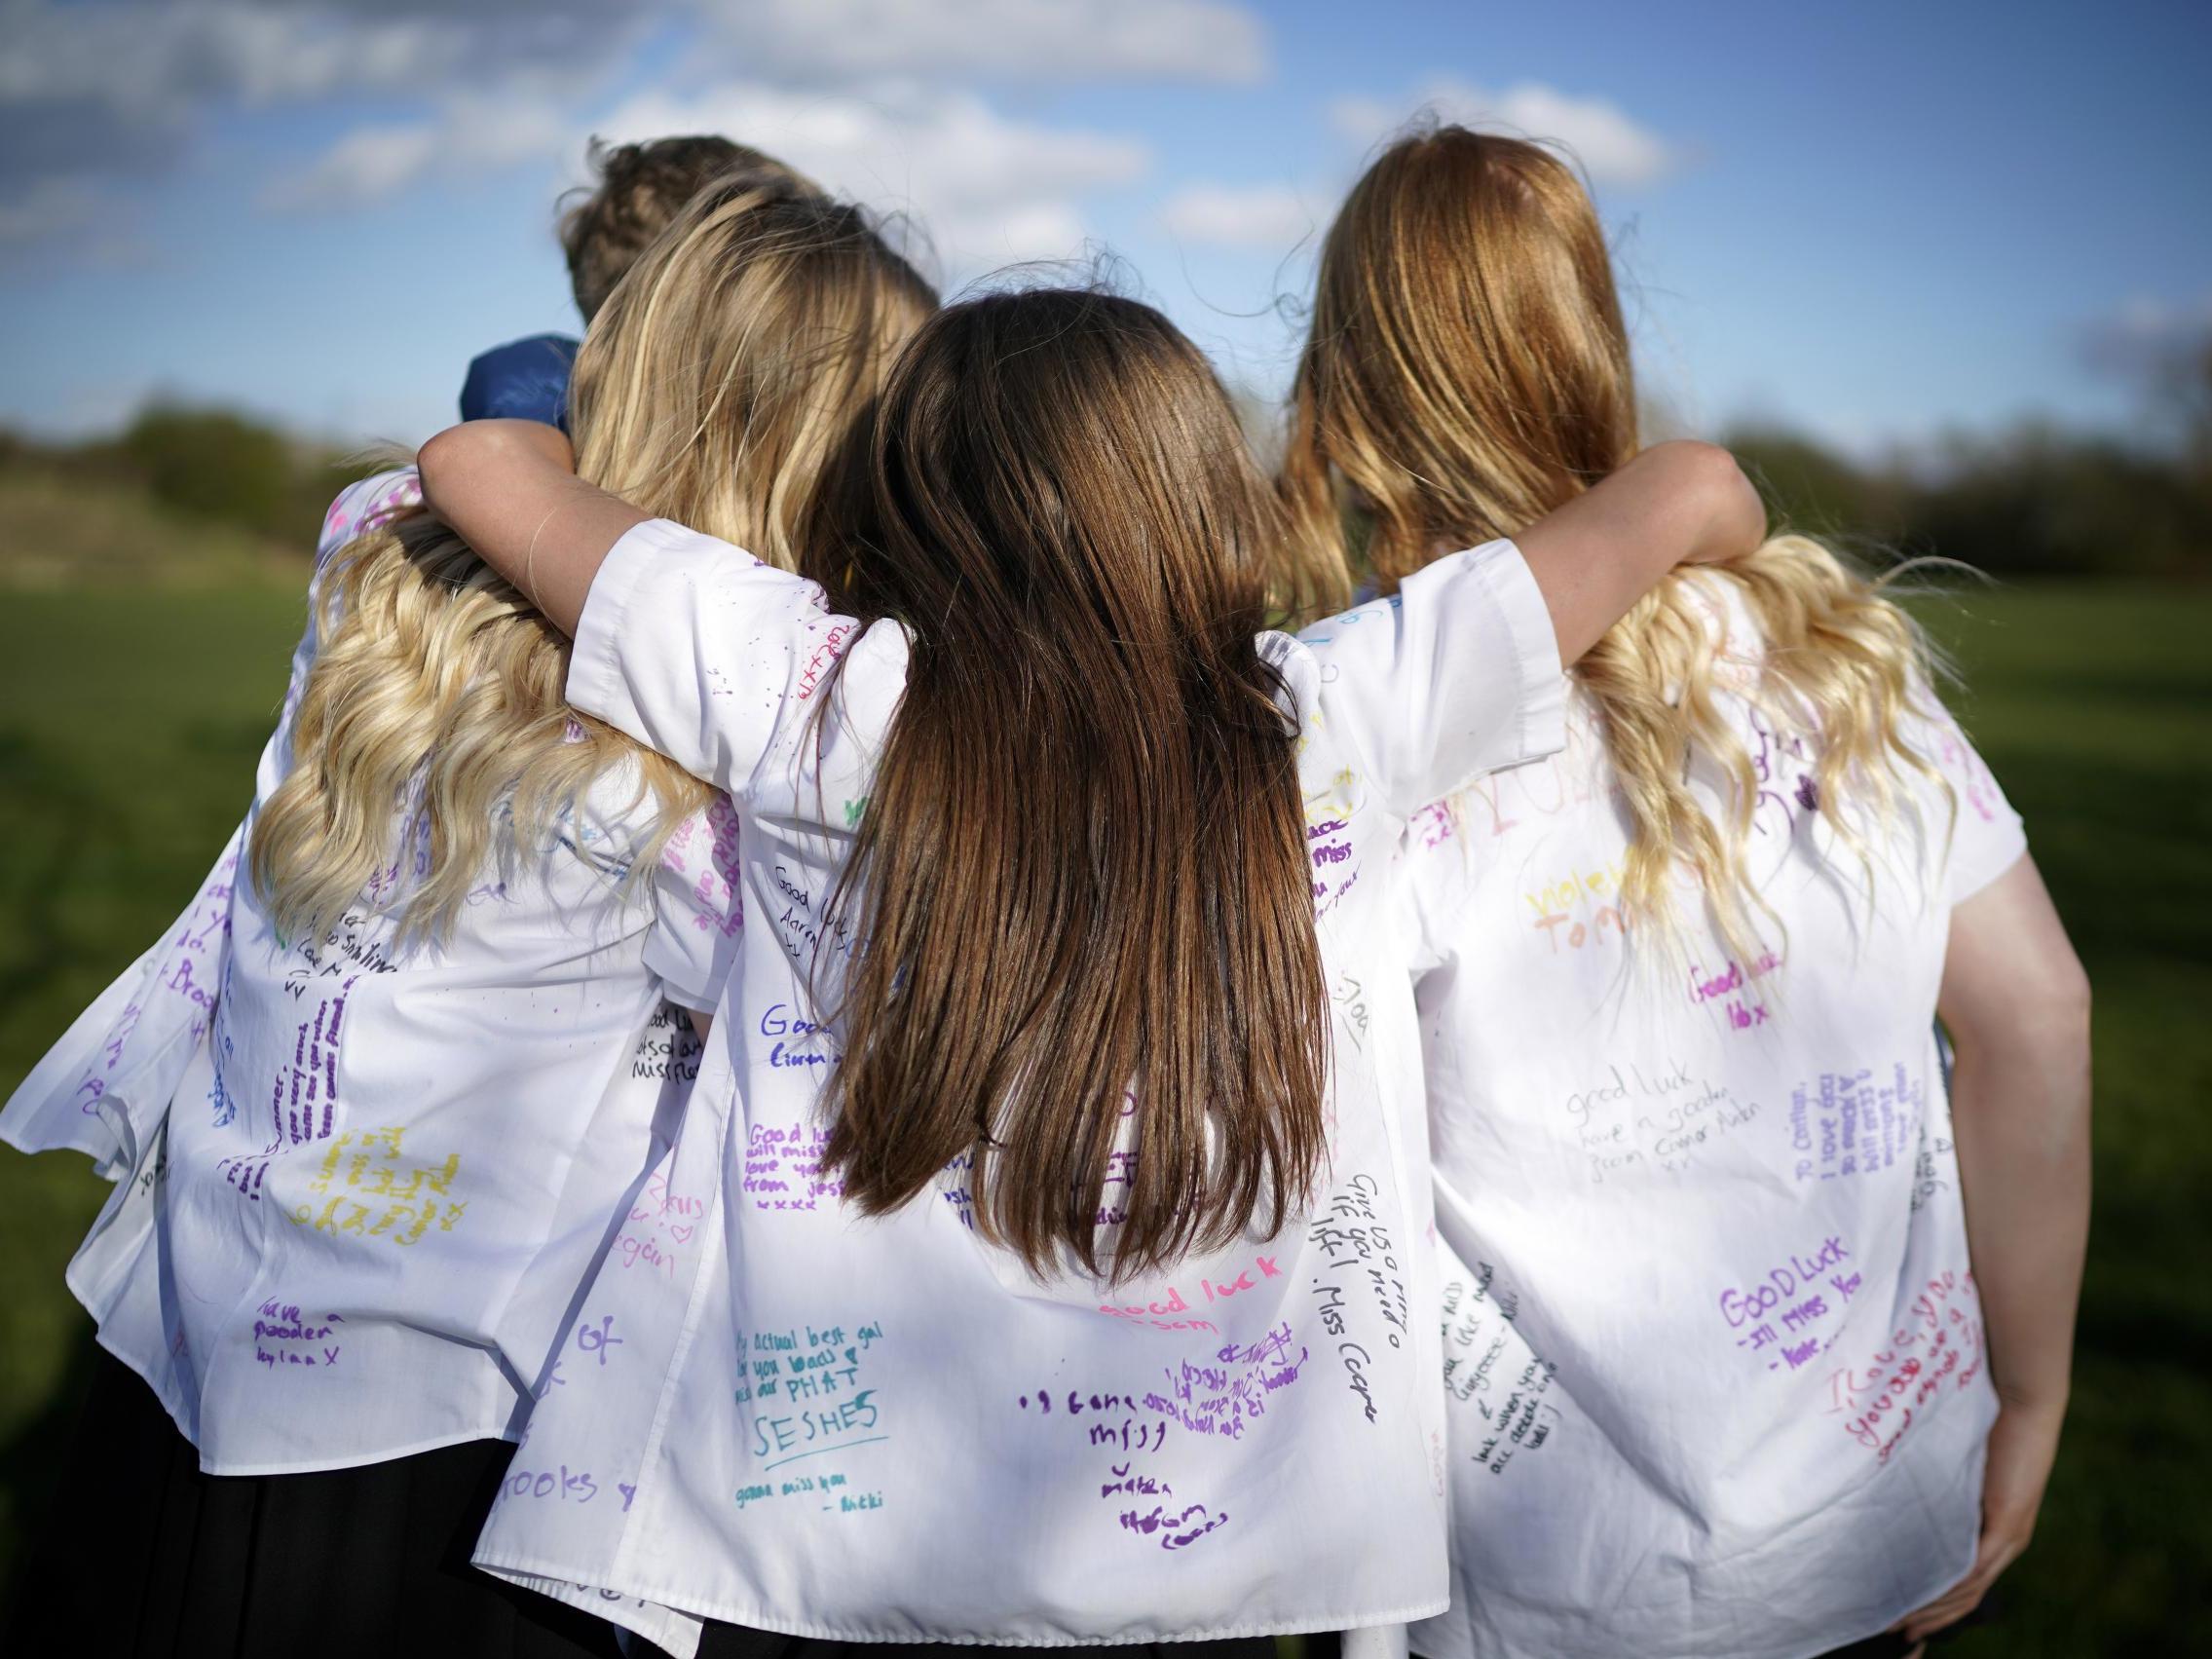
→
(0, 471, 734, 1473)
(468, 520, 1566, 1654)
(1402, 576, 2027, 1659)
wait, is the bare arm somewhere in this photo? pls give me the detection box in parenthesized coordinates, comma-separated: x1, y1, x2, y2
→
(421, 421, 1763, 674)
(416, 419, 638, 636)
(1902, 853, 2091, 1642)
(1515, 439, 1765, 665)
(1942, 854, 2091, 1419)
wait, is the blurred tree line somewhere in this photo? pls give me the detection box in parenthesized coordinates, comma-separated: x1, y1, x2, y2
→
(2, 363, 2208, 579)
(1733, 318, 2211, 579)
(0, 403, 357, 551)
(1729, 422, 2211, 579)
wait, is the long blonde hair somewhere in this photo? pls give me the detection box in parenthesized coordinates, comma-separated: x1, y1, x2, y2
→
(1284, 127, 1945, 955)
(250, 173, 936, 947)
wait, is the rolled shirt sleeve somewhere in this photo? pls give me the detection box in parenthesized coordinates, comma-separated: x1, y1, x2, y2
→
(1906, 693, 2028, 905)
(565, 518, 872, 800)
(1298, 539, 1568, 819)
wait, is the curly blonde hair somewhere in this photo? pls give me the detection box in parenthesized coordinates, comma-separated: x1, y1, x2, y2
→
(249, 174, 935, 947)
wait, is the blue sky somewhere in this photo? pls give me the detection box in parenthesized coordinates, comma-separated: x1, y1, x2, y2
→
(2, 0, 2207, 455)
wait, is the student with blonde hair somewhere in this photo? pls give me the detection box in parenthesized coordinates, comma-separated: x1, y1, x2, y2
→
(1285, 125, 2091, 1659)
(1, 171, 933, 1656)
(413, 283, 1765, 1655)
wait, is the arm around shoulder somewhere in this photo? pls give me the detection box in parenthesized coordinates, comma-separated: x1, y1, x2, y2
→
(417, 419, 646, 636)
(1515, 440, 1766, 665)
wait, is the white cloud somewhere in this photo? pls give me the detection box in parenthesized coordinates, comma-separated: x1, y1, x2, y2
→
(1331, 77, 1680, 187)
(696, 0, 1266, 85)
(0, 0, 642, 231)
(0, 177, 103, 246)
(1158, 183, 1317, 250)
(1, 0, 1254, 256)
(264, 98, 572, 208)
(264, 80, 1149, 277)
(0, 175, 162, 272)
(0, 0, 618, 115)
(2081, 292, 2212, 368)
(589, 83, 1150, 273)
(0, 0, 1265, 119)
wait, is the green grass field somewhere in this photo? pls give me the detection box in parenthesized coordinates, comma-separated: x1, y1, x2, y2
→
(0, 579, 2206, 1646)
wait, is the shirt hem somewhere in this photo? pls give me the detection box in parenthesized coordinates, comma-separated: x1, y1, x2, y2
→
(472, 1553, 1445, 1646)
(1776, 1502, 1981, 1659)
(190, 1421, 518, 1480)
(1418, 1441, 1986, 1659)
(89, 1327, 518, 1478)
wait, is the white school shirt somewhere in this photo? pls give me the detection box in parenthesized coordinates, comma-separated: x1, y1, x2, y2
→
(468, 519, 1568, 1655)
(0, 470, 740, 1474)
(1401, 577, 2027, 1659)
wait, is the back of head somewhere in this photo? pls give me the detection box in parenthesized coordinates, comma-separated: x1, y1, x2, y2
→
(250, 180, 935, 950)
(1287, 125, 1634, 597)
(1286, 126, 1945, 957)
(572, 171, 938, 565)
(560, 134, 816, 321)
(822, 287, 1329, 1281)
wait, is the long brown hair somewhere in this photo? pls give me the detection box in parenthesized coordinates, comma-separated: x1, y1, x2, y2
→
(818, 288, 1329, 1281)
(1285, 127, 1945, 956)
(250, 175, 935, 948)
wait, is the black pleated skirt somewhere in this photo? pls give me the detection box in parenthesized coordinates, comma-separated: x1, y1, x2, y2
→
(4, 1347, 622, 1658)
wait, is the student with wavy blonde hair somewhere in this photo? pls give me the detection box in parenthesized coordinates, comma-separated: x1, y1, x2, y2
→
(253, 174, 929, 946)
(1, 170, 934, 1656)
(1285, 126, 2091, 1659)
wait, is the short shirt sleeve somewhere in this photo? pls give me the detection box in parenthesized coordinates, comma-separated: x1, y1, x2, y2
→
(258, 469, 427, 799)
(566, 518, 884, 802)
(644, 798, 744, 1014)
(1296, 539, 1568, 819)
(1908, 691, 2028, 905)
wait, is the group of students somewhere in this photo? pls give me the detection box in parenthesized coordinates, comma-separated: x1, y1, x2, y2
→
(1, 129, 2090, 1659)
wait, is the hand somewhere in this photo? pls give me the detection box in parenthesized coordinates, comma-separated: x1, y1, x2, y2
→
(1896, 1400, 2065, 1644)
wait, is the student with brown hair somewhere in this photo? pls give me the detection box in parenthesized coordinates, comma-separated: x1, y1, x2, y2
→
(461, 134, 814, 427)
(417, 285, 1766, 1655)
(1285, 125, 2090, 1659)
